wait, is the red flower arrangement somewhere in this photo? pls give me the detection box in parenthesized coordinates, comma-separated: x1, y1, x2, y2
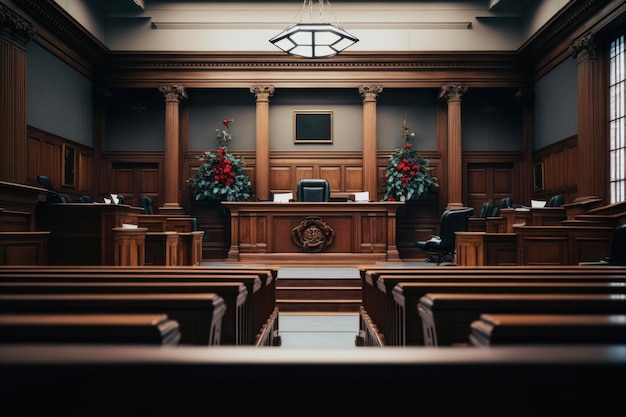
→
(382, 120, 438, 202)
(187, 119, 253, 201)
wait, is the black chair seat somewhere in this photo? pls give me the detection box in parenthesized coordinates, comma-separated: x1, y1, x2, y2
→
(415, 207, 474, 264)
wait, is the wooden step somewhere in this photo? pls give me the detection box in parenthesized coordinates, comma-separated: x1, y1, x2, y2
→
(276, 276, 362, 313)
(277, 299, 361, 313)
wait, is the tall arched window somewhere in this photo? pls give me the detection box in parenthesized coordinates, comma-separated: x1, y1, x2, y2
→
(609, 34, 625, 203)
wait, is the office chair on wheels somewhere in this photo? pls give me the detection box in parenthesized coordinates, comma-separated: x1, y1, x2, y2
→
(415, 207, 474, 264)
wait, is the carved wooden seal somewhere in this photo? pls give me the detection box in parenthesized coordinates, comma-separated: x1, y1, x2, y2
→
(291, 216, 335, 252)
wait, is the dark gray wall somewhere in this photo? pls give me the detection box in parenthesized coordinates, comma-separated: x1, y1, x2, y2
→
(27, 42, 93, 147)
(533, 57, 578, 150)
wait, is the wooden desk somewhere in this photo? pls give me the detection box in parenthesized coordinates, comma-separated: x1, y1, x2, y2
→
(35, 203, 142, 265)
(222, 201, 403, 264)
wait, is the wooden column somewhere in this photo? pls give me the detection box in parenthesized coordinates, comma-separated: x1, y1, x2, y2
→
(359, 85, 383, 200)
(250, 85, 274, 201)
(0, 4, 34, 183)
(515, 88, 534, 205)
(92, 87, 111, 200)
(439, 84, 468, 209)
(570, 33, 607, 201)
(158, 84, 187, 215)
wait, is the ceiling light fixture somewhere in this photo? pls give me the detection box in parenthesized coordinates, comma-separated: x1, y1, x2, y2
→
(269, 0, 359, 59)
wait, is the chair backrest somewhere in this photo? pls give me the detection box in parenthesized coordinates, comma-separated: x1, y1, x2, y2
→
(547, 194, 564, 207)
(79, 195, 94, 203)
(437, 207, 475, 251)
(37, 175, 53, 190)
(498, 197, 512, 209)
(140, 196, 154, 215)
(608, 224, 626, 265)
(479, 202, 493, 218)
(297, 178, 330, 202)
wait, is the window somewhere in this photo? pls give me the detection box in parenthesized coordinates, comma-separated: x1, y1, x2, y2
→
(609, 34, 625, 203)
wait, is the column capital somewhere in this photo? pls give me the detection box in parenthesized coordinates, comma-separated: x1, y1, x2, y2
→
(0, 3, 35, 49)
(250, 85, 275, 101)
(158, 84, 187, 102)
(359, 85, 383, 102)
(439, 84, 468, 102)
(569, 33, 597, 61)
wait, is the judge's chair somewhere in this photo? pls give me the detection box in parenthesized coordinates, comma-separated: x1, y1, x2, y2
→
(297, 178, 330, 202)
(415, 207, 474, 264)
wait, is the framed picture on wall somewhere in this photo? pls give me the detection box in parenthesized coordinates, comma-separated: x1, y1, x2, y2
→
(293, 110, 333, 144)
(62, 143, 76, 188)
(533, 161, 544, 191)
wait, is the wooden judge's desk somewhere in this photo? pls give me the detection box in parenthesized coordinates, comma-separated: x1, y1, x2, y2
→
(222, 201, 404, 264)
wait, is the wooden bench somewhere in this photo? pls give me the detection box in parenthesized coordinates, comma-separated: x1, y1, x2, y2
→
(391, 281, 626, 346)
(0, 293, 226, 346)
(418, 293, 626, 346)
(469, 313, 626, 346)
(0, 281, 248, 345)
(357, 265, 626, 346)
(0, 313, 181, 345)
(2, 345, 626, 414)
(0, 265, 280, 346)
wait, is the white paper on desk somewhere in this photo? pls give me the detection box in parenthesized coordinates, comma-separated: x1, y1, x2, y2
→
(273, 193, 293, 203)
(110, 194, 120, 204)
(531, 200, 546, 208)
(104, 197, 112, 204)
(353, 191, 369, 202)
(121, 223, 138, 229)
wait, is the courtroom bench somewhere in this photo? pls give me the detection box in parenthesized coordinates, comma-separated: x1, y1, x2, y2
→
(0, 313, 181, 345)
(469, 313, 626, 346)
(390, 281, 626, 346)
(2, 345, 626, 414)
(356, 265, 626, 347)
(418, 293, 626, 346)
(0, 265, 281, 346)
(0, 281, 248, 345)
(0, 293, 225, 346)
(357, 265, 626, 346)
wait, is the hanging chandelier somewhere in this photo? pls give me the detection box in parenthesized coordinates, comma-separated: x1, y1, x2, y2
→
(269, 0, 359, 59)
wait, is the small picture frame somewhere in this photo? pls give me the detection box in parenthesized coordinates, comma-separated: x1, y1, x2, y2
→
(294, 110, 333, 144)
(533, 161, 544, 191)
(62, 144, 76, 188)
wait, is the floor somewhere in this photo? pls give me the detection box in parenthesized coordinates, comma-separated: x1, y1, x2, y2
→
(276, 267, 361, 348)
(278, 312, 360, 348)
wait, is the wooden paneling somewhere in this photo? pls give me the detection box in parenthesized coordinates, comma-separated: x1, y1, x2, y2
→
(534, 136, 577, 202)
(26, 127, 93, 200)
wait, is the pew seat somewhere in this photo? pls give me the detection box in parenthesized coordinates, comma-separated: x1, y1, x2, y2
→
(0, 313, 181, 345)
(0, 293, 225, 346)
(469, 313, 626, 346)
(419, 293, 626, 346)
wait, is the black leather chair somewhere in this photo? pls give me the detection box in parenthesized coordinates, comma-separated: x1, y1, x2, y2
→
(296, 178, 330, 202)
(79, 195, 94, 203)
(140, 196, 155, 214)
(415, 207, 475, 264)
(546, 194, 564, 207)
(37, 175, 53, 190)
(498, 197, 512, 209)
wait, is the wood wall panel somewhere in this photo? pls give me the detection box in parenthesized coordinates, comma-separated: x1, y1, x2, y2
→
(345, 167, 364, 192)
(77, 151, 92, 194)
(26, 127, 93, 200)
(319, 166, 341, 192)
(269, 167, 292, 192)
(534, 136, 578, 203)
